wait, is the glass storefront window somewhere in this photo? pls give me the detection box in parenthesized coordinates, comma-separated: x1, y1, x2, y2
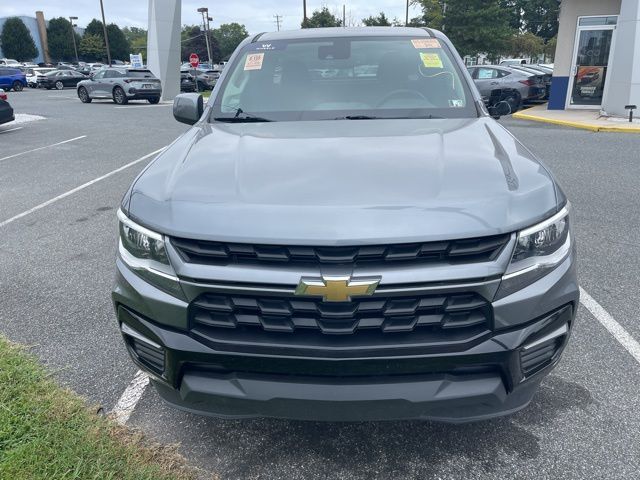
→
(570, 27, 614, 107)
(579, 16, 618, 26)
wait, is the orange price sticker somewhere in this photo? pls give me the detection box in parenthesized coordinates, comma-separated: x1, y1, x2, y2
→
(244, 53, 265, 71)
(411, 38, 441, 49)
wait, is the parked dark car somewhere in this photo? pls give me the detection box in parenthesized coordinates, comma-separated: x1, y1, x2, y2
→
(180, 68, 218, 90)
(77, 68, 162, 104)
(75, 65, 93, 76)
(180, 72, 196, 92)
(38, 70, 86, 90)
(508, 65, 552, 100)
(0, 95, 15, 125)
(0, 68, 27, 92)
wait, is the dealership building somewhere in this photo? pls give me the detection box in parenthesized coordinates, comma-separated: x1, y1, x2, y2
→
(550, 0, 639, 117)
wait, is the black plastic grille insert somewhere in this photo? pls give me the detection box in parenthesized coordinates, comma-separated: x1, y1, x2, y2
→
(171, 234, 510, 267)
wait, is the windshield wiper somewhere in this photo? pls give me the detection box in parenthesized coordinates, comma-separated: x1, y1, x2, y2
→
(334, 115, 379, 120)
(213, 108, 273, 123)
(333, 114, 444, 120)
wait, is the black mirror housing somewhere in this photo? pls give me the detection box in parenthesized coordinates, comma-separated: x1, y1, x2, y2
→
(173, 93, 204, 125)
(488, 101, 512, 119)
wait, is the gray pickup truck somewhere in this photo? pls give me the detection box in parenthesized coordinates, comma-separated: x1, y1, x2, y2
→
(113, 27, 577, 423)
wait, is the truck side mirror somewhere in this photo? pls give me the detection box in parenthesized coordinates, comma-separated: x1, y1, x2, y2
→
(173, 93, 204, 125)
(489, 101, 511, 119)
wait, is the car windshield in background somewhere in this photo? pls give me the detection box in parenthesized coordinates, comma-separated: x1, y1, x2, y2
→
(210, 36, 476, 122)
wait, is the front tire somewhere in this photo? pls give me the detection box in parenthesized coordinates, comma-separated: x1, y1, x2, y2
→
(147, 97, 160, 104)
(112, 86, 128, 105)
(78, 87, 92, 103)
(55, 81, 64, 90)
(12, 81, 24, 92)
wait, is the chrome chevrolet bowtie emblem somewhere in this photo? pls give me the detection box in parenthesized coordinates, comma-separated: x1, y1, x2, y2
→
(295, 275, 381, 302)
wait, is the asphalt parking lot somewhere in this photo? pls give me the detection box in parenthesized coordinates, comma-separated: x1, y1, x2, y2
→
(1, 87, 639, 479)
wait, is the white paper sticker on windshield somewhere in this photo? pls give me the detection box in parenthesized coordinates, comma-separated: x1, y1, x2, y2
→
(244, 53, 264, 71)
(412, 39, 441, 49)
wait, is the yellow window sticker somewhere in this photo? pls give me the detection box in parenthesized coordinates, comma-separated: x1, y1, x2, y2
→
(412, 38, 441, 49)
(420, 52, 443, 69)
(244, 53, 265, 71)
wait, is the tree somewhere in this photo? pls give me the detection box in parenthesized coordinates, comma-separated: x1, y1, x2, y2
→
(301, 7, 342, 28)
(410, 0, 444, 29)
(414, 0, 514, 57)
(212, 23, 249, 61)
(123, 26, 147, 60)
(84, 19, 105, 38)
(362, 12, 392, 27)
(79, 34, 105, 62)
(507, 32, 545, 58)
(513, 0, 559, 42)
(47, 17, 80, 62)
(181, 25, 221, 63)
(0, 17, 38, 61)
(106, 24, 130, 61)
(544, 35, 557, 61)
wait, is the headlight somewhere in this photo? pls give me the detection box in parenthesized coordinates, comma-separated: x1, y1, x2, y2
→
(117, 209, 184, 298)
(496, 205, 572, 299)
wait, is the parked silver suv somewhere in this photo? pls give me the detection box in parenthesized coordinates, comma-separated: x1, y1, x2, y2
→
(77, 68, 162, 105)
(113, 27, 577, 423)
(468, 65, 546, 112)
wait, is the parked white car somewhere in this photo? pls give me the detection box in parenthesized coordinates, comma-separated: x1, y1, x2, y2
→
(0, 58, 20, 66)
(26, 67, 55, 87)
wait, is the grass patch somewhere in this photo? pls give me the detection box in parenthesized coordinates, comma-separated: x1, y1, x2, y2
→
(0, 336, 198, 480)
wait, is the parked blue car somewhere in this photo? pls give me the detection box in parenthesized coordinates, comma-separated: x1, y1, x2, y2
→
(0, 68, 27, 92)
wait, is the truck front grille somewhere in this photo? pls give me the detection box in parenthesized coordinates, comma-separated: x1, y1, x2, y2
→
(189, 291, 493, 357)
(171, 235, 509, 267)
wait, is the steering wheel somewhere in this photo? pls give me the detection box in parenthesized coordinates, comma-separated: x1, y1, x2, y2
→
(376, 89, 428, 107)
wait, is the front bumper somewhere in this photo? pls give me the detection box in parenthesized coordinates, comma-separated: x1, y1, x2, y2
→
(113, 246, 578, 422)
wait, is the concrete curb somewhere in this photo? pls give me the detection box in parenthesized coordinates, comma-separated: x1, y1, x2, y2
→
(512, 107, 640, 134)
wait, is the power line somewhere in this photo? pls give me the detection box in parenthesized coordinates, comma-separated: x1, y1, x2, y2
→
(274, 14, 282, 31)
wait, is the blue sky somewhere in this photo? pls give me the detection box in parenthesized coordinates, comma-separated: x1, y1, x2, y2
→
(1, 1, 422, 33)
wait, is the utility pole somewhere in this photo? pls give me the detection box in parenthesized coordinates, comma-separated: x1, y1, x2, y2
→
(406, 0, 409, 27)
(274, 14, 282, 31)
(99, 0, 112, 66)
(197, 7, 212, 66)
(343, 5, 346, 27)
(69, 16, 79, 63)
(303, 0, 307, 25)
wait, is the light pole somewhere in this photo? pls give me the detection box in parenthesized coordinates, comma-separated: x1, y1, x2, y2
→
(405, 0, 409, 27)
(99, 0, 112, 66)
(69, 16, 79, 63)
(197, 7, 212, 66)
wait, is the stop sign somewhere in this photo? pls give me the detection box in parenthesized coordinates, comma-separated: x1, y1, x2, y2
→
(189, 53, 199, 68)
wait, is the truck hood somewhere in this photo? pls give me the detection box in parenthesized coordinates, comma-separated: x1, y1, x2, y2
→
(127, 117, 558, 244)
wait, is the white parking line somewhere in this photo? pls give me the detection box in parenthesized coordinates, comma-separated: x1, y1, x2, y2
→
(0, 135, 87, 163)
(114, 104, 172, 109)
(580, 287, 640, 364)
(0, 126, 23, 134)
(0, 146, 165, 228)
(111, 370, 149, 425)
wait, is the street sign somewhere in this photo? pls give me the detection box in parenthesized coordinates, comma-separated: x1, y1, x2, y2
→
(129, 53, 143, 69)
(189, 53, 199, 68)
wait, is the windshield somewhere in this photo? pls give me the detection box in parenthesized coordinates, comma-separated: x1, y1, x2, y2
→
(210, 36, 476, 122)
